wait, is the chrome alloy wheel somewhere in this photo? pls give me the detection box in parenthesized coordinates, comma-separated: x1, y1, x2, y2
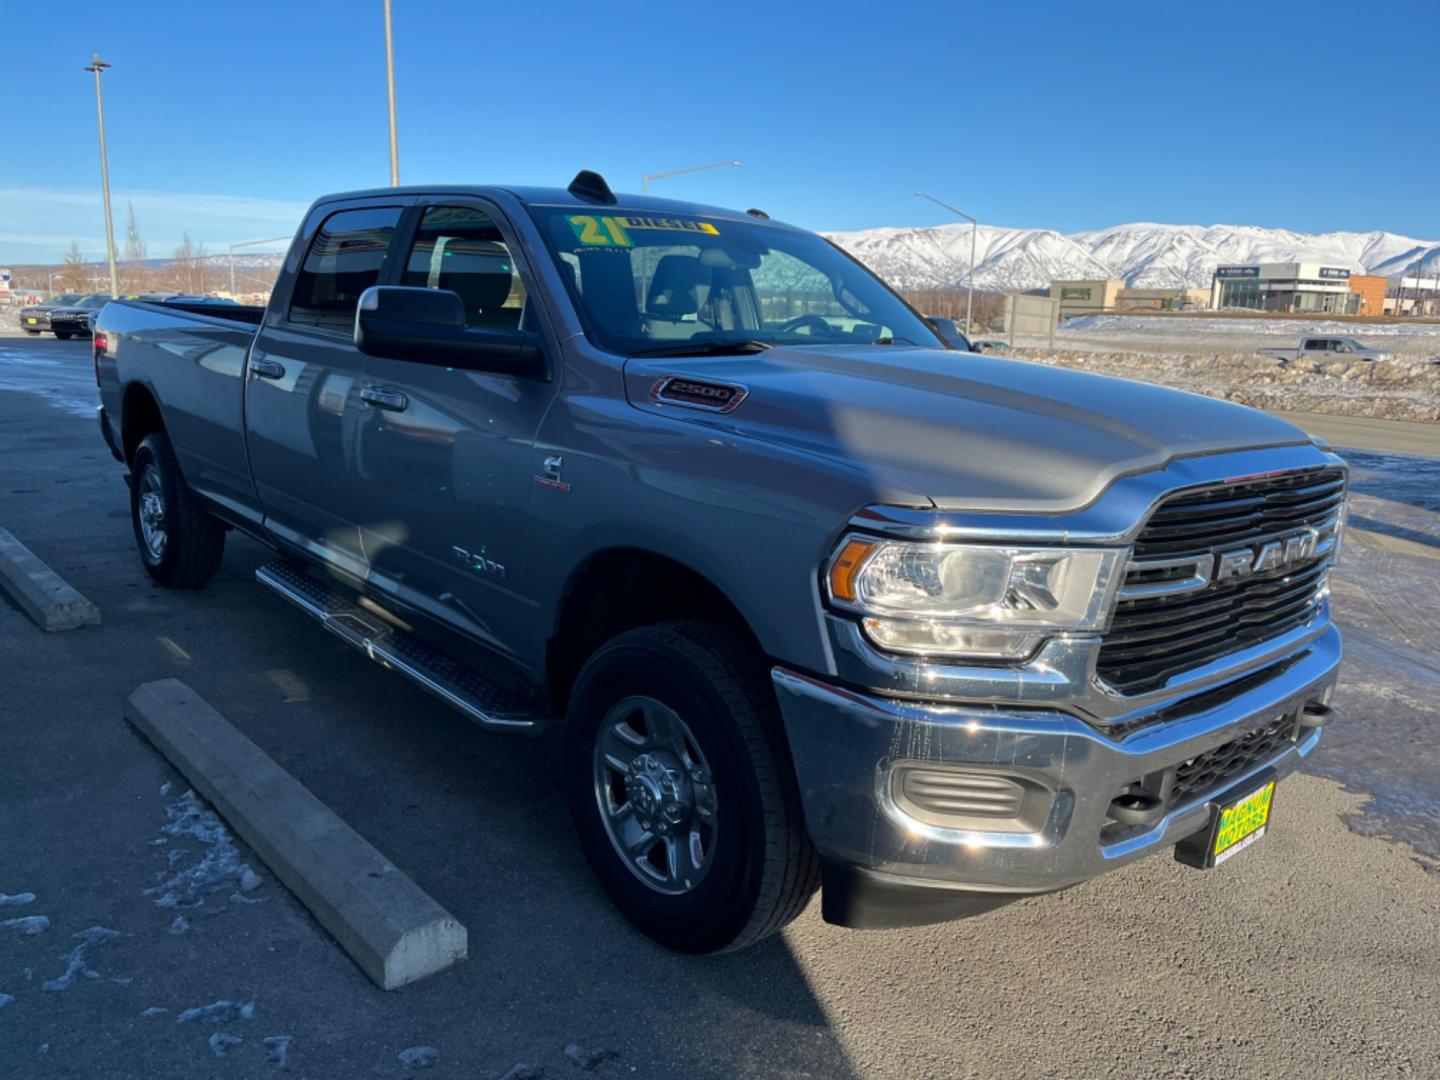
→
(593, 696, 718, 895)
(137, 463, 168, 561)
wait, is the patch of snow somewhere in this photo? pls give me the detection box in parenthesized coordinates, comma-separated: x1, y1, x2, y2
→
(168, 916, 189, 935)
(264, 1035, 292, 1066)
(40, 926, 121, 992)
(160, 782, 172, 796)
(0, 892, 36, 907)
(0, 993, 13, 1009)
(208, 1032, 242, 1057)
(565, 1042, 618, 1071)
(142, 1006, 169, 1018)
(177, 999, 255, 1025)
(2, 916, 50, 935)
(399, 1046, 441, 1069)
(144, 790, 265, 916)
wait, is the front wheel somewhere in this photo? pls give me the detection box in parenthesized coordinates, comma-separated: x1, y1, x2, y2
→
(130, 432, 226, 588)
(565, 622, 819, 953)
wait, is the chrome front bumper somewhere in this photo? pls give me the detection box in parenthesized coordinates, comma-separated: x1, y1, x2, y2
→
(773, 623, 1340, 917)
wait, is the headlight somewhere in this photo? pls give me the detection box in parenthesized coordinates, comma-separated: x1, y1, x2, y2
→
(827, 538, 1124, 658)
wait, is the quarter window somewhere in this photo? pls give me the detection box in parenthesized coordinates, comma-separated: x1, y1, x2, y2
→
(289, 206, 402, 327)
(402, 206, 526, 330)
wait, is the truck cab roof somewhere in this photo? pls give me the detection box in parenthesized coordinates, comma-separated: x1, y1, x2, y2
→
(309, 183, 781, 228)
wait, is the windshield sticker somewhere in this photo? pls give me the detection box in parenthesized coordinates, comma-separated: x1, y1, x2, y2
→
(567, 215, 720, 248)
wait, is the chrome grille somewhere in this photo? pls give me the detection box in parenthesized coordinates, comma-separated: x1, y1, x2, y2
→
(1099, 467, 1344, 695)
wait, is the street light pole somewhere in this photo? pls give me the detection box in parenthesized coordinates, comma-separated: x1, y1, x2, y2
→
(383, 0, 400, 186)
(85, 52, 120, 297)
(642, 160, 741, 195)
(229, 235, 294, 297)
(915, 192, 979, 337)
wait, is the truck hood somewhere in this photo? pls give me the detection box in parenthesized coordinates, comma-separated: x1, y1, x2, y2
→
(623, 346, 1313, 512)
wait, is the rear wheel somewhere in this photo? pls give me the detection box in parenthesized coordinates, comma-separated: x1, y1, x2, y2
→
(130, 432, 226, 588)
(565, 621, 819, 953)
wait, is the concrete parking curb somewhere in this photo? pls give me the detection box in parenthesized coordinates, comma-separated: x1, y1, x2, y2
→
(125, 678, 467, 990)
(0, 525, 101, 631)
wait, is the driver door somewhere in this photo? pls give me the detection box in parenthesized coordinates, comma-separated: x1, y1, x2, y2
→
(354, 201, 559, 664)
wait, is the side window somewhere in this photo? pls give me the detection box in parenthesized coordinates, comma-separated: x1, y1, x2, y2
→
(289, 206, 402, 327)
(1302, 339, 1322, 351)
(402, 206, 526, 330)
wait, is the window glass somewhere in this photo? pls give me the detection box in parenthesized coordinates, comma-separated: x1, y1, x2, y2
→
(402, 206, 526, 330)
(529, 208, 942, 355)
(289, 206, 401, 325)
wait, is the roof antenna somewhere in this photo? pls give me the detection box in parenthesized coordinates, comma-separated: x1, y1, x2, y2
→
(568, 170, 617, 205)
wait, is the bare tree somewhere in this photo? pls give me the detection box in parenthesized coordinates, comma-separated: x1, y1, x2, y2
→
(194, 240, 209, 294)
(60, 242, 89, 292)
(123, 202, 150, 293)
(173, 232, 197, 293)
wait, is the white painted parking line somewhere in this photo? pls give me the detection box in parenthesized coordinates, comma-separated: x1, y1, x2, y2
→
(0, 525, 101, 631)
(126, 678, 468, 990)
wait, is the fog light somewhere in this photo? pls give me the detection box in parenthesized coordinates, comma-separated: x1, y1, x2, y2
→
(891, 764, 1052, 832)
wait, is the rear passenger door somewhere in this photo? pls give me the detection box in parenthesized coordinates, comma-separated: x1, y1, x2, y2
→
(353, 201, 558, 663)
(246, 202, 406, 576)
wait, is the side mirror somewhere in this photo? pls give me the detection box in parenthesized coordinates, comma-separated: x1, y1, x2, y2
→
(354, 286, 545, 376)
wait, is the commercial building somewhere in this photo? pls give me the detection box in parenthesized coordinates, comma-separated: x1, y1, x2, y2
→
(1049, 279, 1208, 319)
(1346, 275, 1387, 315)
(1115, 287, 1210, 312)
(1049, 279, 1123, 319)
(1209, 263, 1361, 314)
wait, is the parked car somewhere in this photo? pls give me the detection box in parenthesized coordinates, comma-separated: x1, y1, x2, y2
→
(1257, 336, 1388, 362)
(46, 292, 112, 339)
(17, 292, 86, 334)
(971, 339, 1010, 354)
(96, 172, 1347, 952)
(925, 315, 975, 351)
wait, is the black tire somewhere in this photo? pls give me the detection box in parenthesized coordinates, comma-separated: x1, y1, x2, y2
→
(24, 329, 40, 335)
(130, 431, 226, 588)
(54, 331, 73, 340)
(564, 621, 820, 953)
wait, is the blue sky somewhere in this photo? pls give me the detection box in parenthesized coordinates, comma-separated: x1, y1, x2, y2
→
(2, 0, 1436, 264)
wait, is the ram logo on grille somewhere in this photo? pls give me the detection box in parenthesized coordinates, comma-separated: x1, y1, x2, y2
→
(1214, 527, 1319, 581)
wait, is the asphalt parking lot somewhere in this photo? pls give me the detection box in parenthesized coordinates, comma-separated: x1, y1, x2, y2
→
(1, 332, 1438, 1079)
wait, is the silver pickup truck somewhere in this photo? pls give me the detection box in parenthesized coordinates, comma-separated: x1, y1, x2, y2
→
(1257, 336, 1387, 362)
(95, 172, 1347, 953)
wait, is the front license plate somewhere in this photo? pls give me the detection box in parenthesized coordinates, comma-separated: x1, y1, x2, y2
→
(1211, 780, 1275, 864)
(26, 317, 37, 324)
(1176, 778, 1277, 869)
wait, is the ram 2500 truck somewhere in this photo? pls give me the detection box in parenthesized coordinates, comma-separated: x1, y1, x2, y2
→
(95, 172, 1346, 953)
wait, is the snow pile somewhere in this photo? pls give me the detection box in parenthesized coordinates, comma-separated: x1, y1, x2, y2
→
(1008, 348, 1440, 422)
(144, 790, 266, 915)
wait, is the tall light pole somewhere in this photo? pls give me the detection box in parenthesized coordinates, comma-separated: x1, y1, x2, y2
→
(383, 0, 400, 186)
(229, 235, 294, 297)
(915, 192, 979, 337)
(85, 52, 120, 297)
(643, 160, 741, 195)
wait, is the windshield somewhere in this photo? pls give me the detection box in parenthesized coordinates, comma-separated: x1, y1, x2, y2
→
(529, 207, 943, 355)
(78, 294, 112, 308)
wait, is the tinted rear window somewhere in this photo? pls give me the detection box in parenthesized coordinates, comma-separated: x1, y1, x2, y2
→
(289, 206, 402, 326)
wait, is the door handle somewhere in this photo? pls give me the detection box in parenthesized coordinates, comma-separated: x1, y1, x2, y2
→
(361, 386, 409, 412)
(250, 357, 286, 380)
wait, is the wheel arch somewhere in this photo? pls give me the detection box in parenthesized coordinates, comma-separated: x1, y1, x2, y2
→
(545, 547, 770, 714)
(120, 381, 166, 466)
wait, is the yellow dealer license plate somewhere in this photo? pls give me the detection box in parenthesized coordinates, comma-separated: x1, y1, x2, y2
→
(1212, 780, 1275, 865)
(26, 317, 38, 324)
(1176, 776, 1278, 870)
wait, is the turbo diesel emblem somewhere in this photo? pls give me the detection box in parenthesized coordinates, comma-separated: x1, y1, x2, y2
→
(650, 375, 748, 414)
(1214, 528, 1319, 581)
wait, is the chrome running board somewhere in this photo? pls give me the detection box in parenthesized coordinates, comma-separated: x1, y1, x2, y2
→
(255, 560, 540, 733)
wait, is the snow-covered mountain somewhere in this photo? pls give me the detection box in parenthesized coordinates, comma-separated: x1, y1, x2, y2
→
(823, 221, 1440, 292)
